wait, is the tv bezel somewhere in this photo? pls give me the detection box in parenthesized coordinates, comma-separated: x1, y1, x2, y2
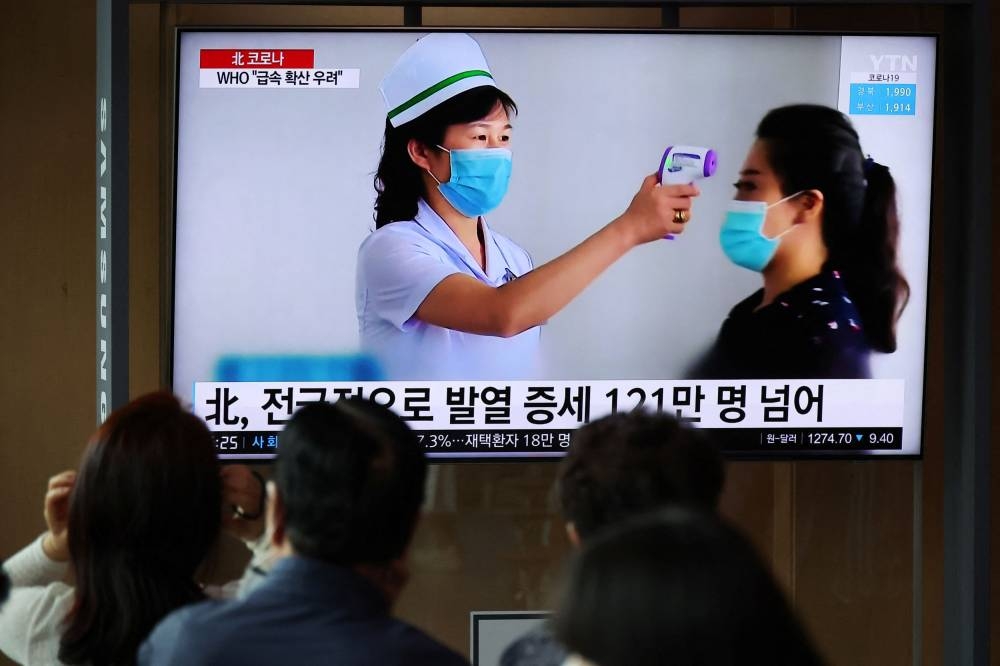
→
(167, 26, 939, 462)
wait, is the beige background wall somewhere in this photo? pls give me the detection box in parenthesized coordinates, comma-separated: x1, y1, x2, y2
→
(1, 0, 100, 578)
(0, 3, 992, 666)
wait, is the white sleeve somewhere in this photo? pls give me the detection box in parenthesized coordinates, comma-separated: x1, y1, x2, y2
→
(0, 586, 74, 665)
(358, 228, 463, 331)
(3, 535, 68, 588)
(0, 536, 74, 664)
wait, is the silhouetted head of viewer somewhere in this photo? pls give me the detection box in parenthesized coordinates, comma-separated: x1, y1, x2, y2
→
(558, 410, 724, 546)
(267, 398, 427, 603)
(61, 392, 222, 665)
(500, 411, 726, 666)
(554, 508, 825, 666)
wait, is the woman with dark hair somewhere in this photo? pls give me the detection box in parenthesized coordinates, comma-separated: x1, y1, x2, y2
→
(0, 392, 267, 665)
(554, 508, 825, 666)
(691, 104, 909, 379)
(358, 33, 700, 379)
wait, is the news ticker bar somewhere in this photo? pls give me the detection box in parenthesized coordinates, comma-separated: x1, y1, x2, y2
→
(213, 428, 903, 459)
(194, 379, 905, 433)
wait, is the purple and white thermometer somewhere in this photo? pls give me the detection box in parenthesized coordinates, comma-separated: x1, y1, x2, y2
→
(657, 145, 717, 240)
(658, 145, 718, 184)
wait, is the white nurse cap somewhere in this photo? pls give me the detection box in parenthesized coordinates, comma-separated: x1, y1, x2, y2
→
(379, 33, 498, 127)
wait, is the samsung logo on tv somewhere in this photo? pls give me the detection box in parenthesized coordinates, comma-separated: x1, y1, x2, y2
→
(97, 95, 109, 423)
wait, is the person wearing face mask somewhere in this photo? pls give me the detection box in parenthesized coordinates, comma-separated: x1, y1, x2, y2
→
(690, 104, 909, 380)
(357, 33, 700, 380)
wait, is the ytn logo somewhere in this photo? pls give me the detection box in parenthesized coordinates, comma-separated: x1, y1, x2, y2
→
(869, 55, 917, 72)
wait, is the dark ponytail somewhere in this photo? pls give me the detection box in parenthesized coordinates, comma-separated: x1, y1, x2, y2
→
(852, 159, 909, 351)
(373, 85, 516, 228)
(757, 104, 909, 352)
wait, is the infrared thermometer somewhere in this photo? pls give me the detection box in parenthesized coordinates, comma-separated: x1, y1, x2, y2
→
(657, 145, 718, 185)
(657, 145, 717, 239)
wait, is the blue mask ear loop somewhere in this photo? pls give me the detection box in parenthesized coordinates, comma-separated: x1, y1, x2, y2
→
(424, 145, 452, 186)
(763, 190, 807, 240)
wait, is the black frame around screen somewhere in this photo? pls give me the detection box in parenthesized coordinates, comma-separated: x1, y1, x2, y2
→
(169, 26, 937, 462)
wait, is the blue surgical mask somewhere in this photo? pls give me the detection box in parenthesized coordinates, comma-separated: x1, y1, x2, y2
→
(428, 146, 512, 218)
(719, 193, 803, 272)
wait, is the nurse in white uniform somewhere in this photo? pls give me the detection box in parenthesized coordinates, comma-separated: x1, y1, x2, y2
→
(357, 33, 700, 380)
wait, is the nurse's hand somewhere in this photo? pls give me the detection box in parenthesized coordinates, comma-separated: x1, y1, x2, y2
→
(616, 174, 700, 246)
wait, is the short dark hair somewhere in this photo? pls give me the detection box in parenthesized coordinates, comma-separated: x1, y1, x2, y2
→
(558, 411, 723, 540)
(554, 508, 825, 666)
(60, 392, 221, 665)
(275, 398, 427, 565)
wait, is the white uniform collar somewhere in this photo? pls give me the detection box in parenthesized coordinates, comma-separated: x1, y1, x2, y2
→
(414, 199, 508, 285)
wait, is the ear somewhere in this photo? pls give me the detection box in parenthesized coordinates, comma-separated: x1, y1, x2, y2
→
(407, 139, 437, 172)
(388, 556, 411, 591)
(795, 189, 825, 224)
(266, 481, 287, 548)
(565, 522, 582, 549)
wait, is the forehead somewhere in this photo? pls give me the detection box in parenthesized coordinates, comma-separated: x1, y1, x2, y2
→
(741, 139, 772, 174)
(461, 102, 510, 127)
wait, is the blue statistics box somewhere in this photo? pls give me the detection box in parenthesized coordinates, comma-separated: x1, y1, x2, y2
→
(850, 83, 917, 116)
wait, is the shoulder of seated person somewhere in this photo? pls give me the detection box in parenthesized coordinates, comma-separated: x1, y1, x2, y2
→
(384, 620, 470, 664)
(154, 598, 227, 633)
(145, 601, 235, 651)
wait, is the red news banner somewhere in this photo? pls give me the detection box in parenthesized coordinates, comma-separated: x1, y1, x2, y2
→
(198, 48, 360, 89)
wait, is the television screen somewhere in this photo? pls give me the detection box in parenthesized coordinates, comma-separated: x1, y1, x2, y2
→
(172, 29, 935, 459)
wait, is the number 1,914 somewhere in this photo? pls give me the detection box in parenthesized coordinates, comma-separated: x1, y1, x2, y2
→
(885, 103, 913, 113)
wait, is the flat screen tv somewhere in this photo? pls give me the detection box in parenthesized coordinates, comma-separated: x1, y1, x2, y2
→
(171, 29, 935, 459)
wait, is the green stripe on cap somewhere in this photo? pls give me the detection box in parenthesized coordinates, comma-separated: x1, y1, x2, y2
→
(387, 69, 494, 121)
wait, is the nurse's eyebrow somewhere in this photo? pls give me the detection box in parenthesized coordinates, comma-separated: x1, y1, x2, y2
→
(468, 121, 514, 130)
(739, 169, 761, 176)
